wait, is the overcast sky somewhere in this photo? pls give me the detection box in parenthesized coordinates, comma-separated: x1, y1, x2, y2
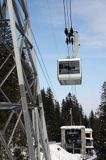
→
(27, 0, 106, 115)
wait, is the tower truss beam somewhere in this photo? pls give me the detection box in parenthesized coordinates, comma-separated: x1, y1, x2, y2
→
(0, 0, 51, 160)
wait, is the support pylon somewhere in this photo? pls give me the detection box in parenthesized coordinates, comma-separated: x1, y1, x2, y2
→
(0, 0, 51, 160)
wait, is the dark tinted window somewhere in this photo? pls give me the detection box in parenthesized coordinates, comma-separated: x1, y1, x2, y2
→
(59, 61, 80, 74)
(65, 129, 81, 145)
(86, 133, 90, 138)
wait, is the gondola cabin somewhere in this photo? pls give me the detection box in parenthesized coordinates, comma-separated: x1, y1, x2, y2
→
(57, 58, 82, 85)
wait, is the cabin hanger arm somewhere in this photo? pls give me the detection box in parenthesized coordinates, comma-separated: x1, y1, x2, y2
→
(70, 31, 80, 58)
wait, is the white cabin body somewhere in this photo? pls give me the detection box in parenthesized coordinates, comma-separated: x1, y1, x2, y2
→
(57, 58, 82, 85)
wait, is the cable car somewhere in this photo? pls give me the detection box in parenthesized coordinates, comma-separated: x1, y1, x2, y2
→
(57, 58, 82, 85)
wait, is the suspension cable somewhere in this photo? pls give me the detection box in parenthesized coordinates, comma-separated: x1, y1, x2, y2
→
(31, 29, 58, 100)
(63, 0, 67, 28)
(62, 0, 74, 57)
(69, 0, 72, 27)
(66, 0, 70, 29)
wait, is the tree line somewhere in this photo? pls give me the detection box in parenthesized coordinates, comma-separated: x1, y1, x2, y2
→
(41, 83, 106, 160)
(0, 82, 105, 159)
(41, 87, 90, 142)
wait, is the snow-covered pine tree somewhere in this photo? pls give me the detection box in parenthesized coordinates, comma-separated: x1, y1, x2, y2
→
(97, 82, 106, 160)
(101, 82, 106, 105)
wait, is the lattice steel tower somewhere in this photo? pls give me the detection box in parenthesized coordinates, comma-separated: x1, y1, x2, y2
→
(0, 0, 51, 160)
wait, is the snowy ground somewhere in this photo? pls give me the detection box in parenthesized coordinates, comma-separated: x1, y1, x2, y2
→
(87, 155, 97, 160)
(48, 143, 97, 160)
(49, 143, 82, 160)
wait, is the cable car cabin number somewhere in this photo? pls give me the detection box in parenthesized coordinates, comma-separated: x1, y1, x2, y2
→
(58, 58, 82, 85)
